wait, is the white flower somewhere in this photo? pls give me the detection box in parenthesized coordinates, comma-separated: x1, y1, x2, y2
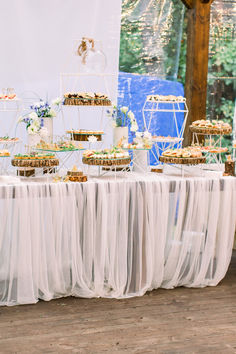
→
(130, 122, 138, 132)
(127, 111, 135, 120)
(135, 132, 143, 139)
(29, 112, 38, 120)
(34, 102, 42, 108)
(143, 131, 152, 140)
(27, 125, 39, 135)
(31, 119, 40, 128)
(48, 109, 56, 117)
(88, 135, 98, 144)
(17, 116, 23, 123)
(120, 106, 129, 114)
(52, 97, 62, 106)
(40, 127, 49, 137)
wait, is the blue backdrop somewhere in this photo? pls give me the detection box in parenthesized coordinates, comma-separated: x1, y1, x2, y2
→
(118, 72, 185, 165)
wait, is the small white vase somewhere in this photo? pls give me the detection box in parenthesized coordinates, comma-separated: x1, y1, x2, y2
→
(113, 126, 128, 146)
(42, 117, 53, 143)
(28, 133, 41, 150)
(133, 150, 149, 173)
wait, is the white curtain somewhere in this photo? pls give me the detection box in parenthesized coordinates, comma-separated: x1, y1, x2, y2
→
(0, 175, 235, 305)
(0, 0, 122, 141)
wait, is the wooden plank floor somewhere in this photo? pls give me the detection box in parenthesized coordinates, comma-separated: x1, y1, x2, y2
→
(0, 252, 235, 354)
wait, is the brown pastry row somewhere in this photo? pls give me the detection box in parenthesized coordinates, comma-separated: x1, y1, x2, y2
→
(82, 156, 131, 166)
(159, 156, 206, 165)
(12, 158, 59, 168)
(64, 98, 111, 106)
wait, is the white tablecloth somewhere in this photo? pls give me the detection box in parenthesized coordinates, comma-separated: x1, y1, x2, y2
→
(0, 173, 235, 305)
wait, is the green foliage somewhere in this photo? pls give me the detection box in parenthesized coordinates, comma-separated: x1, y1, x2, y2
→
(177, 17, 187, 83)
(119, 21, 147, 74)
(210, 27, 236, 83)
(177, 15, 235, 157)
(119, 0, 185, 78)
(163, 0, 185, 80)
(119, 0, 235, 155)
(207, 25, 235, 157)
(215, 98, 234, 121)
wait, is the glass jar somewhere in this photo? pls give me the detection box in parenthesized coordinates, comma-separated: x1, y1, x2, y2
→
(75, 38, 107, 73)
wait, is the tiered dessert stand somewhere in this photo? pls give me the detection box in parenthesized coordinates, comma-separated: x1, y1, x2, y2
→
(35, 147, 85, 171)
(142, 96, 188, 165)
(151, 136, 183, 162)
(190, 124, 232, 167)
(82, 153, 131, 178)
(11, 154, 60, 177)
(159, 155, 206, 176)
(59, 71, 120, 175)
(0, 97, 22, 174)
(0, 138, 20, 174)
(59, 72, 113, 145)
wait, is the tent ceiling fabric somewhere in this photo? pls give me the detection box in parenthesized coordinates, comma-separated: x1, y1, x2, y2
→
(120, 0, 184, 79)
(0, 0, 122, 97)
(0, 0, 122, 142)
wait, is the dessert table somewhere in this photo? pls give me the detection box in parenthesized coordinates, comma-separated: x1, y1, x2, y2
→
(0, 172, 235, 306)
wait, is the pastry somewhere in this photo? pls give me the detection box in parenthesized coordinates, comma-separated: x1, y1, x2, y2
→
(12, 153, 59, 168)
(160, 147, 205, 164)
(67, 130, 104, 142)
(190, 120, 232, 135)
(152, 136, 183, 143)
(36, 140, 83, 151)
(147, 95, 185, 102)
(67, 166, 87, 182)
(0, 149, 10, 157)
(82, 147, 131, 166)
(63, 92, 111, 106)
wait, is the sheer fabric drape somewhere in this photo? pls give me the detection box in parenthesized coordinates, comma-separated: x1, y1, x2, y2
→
(0, 175, 235, 305)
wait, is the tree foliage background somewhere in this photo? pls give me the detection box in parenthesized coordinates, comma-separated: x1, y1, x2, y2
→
(119, 0, 235, 154)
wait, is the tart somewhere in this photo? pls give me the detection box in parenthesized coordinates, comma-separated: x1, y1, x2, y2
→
(36, 140, 82, 151)
(66, 166, 87, 182)
(147, 95, 185, 102)
(63, 92, 111, 106)
(67, 130, 104, 142)
(0, 136, 19, 143)
(152, 136, 183, 143)
(0, 149, 10, 157)
(190, 120, 232, 135)
(82, 147, 131, 166)
(12, 153, 59, 168)
(160, 147, 206, 165)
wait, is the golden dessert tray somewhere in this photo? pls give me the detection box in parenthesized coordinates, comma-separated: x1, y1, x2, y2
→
(12, 158, 59, 168)
(82, 156, 131, 166)
(159, 156, 206, 165)
(190, 126, 232, 135)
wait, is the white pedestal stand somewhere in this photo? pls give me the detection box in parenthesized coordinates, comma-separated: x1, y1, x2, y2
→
(28, 134, 41, 150)
(133, 150, 149, 173)
(42, 117, 53, 143)
(113, 126, 128, 146)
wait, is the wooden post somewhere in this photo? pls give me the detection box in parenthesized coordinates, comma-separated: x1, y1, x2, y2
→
(182, 0, 214, 146)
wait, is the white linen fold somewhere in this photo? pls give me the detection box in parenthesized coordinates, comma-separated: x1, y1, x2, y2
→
(0, 175, 235, 305)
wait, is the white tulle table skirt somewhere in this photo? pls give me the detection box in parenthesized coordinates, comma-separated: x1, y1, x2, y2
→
(0, 174, 235, 306)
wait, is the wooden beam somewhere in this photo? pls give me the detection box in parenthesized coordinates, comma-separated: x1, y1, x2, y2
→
(183, 0, 213, 146)
(181, 0, 194, 9)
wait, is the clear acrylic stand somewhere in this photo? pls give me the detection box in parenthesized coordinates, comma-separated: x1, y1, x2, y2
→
(142, 97, 188, 165)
